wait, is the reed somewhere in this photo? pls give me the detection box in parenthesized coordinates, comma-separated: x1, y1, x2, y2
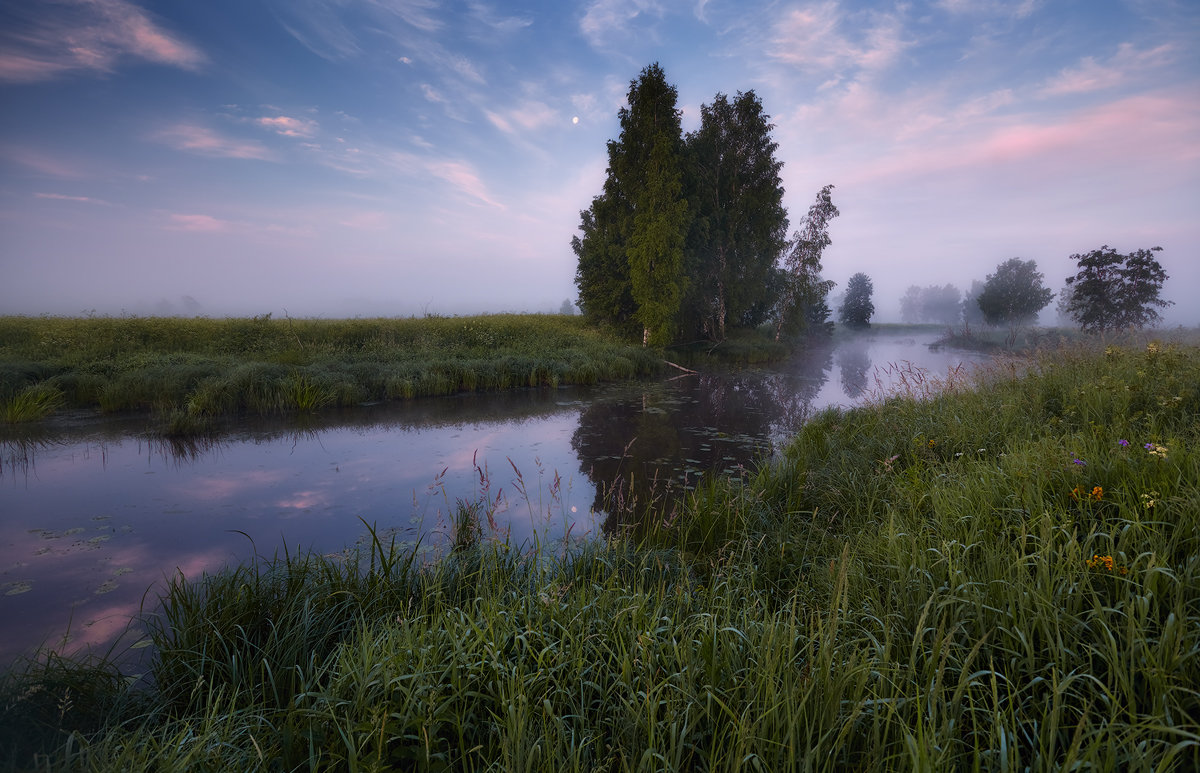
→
(0, 314, 663, 429)
(3, 338, 1197, 771)
(1, 383, 64, 423)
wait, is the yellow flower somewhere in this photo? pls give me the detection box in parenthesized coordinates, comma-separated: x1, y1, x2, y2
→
(1090, 486, 1103, 501)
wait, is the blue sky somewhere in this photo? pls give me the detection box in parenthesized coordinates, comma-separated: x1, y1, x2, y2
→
(2, 0, 1197, 322)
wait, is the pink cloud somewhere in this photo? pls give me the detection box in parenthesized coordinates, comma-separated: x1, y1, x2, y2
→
(256, 115, 318, 138)
(154, 123, 274, 160)
(842, 92, 1199, 187)
(0, 0, 205, 83)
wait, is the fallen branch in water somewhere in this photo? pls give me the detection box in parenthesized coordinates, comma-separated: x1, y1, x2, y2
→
(663, 360, 698, 374)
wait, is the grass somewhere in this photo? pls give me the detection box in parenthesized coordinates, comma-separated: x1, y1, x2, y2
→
(1, 337, 1197, 771)
(0, 314, 663, 430)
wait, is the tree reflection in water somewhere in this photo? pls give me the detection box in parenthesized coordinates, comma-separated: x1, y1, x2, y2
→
(571, 338, 836, 535)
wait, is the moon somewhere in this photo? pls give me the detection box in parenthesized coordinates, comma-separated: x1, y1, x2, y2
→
(572, 116, 579, 125)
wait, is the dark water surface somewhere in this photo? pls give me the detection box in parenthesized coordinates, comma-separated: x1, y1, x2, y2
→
(1, 331, 988, 665)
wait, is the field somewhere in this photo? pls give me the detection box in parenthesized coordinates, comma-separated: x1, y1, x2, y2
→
(0, 315, 663, 432)
(1, 335, 1197, 771)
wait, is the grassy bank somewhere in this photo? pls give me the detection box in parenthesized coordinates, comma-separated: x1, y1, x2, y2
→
(0, 315, 663, 430)
(2, 339, 1197, 771)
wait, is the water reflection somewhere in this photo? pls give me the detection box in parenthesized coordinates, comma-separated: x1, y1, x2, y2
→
(0, 331, 988, 665)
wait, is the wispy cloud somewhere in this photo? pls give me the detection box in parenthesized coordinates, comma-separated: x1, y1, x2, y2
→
(579, 0, 666, 49)
(468, 2, 532, 35)
(255, 115, 319, 138)
(1039, 43, 1174, 97)
(34, 192, 110, 205)
(934, 0, 1039, 19)
(768, 2, 910, 75)
(153, 124, 275, 160)
(166, 213, 230, 232)
(0, 0, 205, 83)
(485, 101, 559, 135)
(425, 159, 506, 209)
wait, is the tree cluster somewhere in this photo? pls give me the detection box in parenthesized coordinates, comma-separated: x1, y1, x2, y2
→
(955, 246, 1171, 334)
(1063, 246, 1173, 332)
(573, 64, 838, 345)
(899, 284, 962, 325)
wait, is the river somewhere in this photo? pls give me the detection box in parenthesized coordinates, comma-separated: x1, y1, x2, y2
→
(0, 329, 989, 665)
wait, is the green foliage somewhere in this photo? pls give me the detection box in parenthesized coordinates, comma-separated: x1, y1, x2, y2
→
(2, 382, 64, 423)
(629, 133, 689, 346)
(1065, 245, 1173, 332)
(976, 257, 1054, 328)
(839, 272, 875, 328)
(0, 314, 661, 429)
(574, 68, 794, 346)
(574, 63, 687, 339)
(775, 184, 839, 339)
(684, 90, 789, 341)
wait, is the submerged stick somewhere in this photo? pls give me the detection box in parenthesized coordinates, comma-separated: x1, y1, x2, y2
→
(662, 359, 698, 374)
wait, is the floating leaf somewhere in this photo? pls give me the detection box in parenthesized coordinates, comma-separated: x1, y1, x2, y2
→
(4, 581, 32, 596)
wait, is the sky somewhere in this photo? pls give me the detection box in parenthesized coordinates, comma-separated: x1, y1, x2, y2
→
(1, 0, 1197, 324)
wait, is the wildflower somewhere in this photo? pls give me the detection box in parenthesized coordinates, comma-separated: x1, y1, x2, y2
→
(1141, 491, 1159, 509)
(1144, 443, 1168, 460)
(1070, 486, 1081, 501)
(1118, 439, 1129, 447)
(1147, 342, 1160, 355)
(928, 439, 936, 448)
(1087, 554, 1128, 575)
(1072, 458, 1086, 466)
(1090, 486, 1103, 501)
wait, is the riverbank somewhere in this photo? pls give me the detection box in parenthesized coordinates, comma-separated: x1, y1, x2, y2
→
(0, 314, 665, 432)
(2, 338, 1197, 771)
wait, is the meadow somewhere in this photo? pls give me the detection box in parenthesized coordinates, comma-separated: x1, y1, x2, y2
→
(0, 314, 662, 431)
(1, 335, 1196, 771)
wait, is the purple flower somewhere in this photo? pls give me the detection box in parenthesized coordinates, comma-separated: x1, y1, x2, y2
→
(1073, 458, 1086, 466)
(1145, 443, 1154, 450)
(1118, 439, 1129, 447)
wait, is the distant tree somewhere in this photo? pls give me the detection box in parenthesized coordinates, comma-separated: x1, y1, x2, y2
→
(976, 258, 1054, 328)
(839, 273, 875, 329)
(559, 299, 575, 315)
(899, 286, 923, 324)
(900, 284, 961, 325)
(683, 90, 788, 340)
(775, 184, 839, 338)
(1064, 245, 1173, 333)
(573, 63, 689, 339)
(961, 280, 986, 328)
(1054, 282, 1076, 327)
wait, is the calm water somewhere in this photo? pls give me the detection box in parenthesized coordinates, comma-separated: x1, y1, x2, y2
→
(0, 331, 988, 664)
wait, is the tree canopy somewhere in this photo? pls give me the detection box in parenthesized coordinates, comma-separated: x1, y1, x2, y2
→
(1064, 246, 1173, 332)
(975, 258, 1054, 328)
(839, 273, 874, 329)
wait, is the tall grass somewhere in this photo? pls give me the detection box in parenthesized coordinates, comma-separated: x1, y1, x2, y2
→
(3, 338, 1197, 771)
(0, 314, 663, 427)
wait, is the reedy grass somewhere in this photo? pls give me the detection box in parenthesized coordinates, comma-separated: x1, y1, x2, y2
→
(0, 315, 662, 428)
(3, 338, 1198, 771)
(1, 383, 64, 423)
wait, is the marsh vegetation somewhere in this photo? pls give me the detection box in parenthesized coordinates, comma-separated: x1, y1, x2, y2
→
(0, 314, 663, 432)
(2, 336, 1196, 771)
